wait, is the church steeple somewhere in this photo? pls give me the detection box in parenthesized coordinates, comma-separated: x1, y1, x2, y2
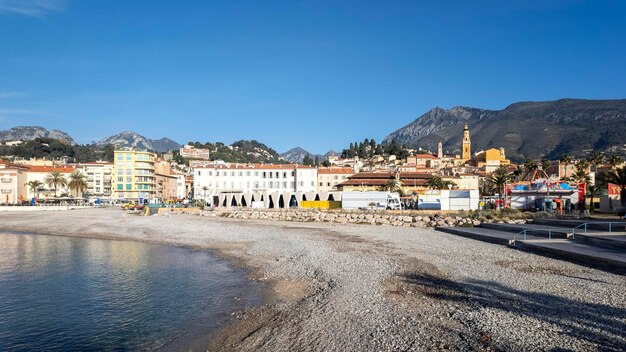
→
(462, 123, 471, 161)
(437, 141, 443, 158)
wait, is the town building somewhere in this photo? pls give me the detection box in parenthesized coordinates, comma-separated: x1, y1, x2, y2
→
(180, 145, 210, 160)
(111, 149, 156, 201)
(317, 167, 354, 192)
(471, 148, 511, 173)
(0, 160, 29, 204)
(80, 162, 113, 198)
(336, 172, 434, 193)
(193, 163, 317, 207)
(24, 165, 77, 199)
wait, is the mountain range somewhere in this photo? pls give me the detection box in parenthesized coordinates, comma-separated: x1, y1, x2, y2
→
(95, 131, 181, 153)
(384, 99, 626, 161)
(0, 126, 76, 145)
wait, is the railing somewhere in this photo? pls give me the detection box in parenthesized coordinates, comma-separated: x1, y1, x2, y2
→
(510, 229, 527, 246)
(571, 222, 625, 239)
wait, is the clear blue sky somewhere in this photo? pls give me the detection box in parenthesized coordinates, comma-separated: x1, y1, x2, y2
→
(1, 0, 625, 154)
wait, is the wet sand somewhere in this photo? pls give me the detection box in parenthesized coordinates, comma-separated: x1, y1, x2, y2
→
(1, 208, 625, 351)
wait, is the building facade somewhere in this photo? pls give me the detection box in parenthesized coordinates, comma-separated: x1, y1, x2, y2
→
(111, 149, 156, 201)
(81, 162, 113, 198)
(24, 165, 77, 199)
(317, 167, 354, 192)
(180, 145, 210, 160)
(0, 160, 29, 204)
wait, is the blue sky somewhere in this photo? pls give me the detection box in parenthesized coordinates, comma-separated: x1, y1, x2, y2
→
(1, 0, 625, 154)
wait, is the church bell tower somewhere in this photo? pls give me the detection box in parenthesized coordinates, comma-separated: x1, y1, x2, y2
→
(462, 123, 471, 161)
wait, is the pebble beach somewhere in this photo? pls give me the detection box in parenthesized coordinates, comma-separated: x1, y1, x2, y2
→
(1, 208, 624, 351)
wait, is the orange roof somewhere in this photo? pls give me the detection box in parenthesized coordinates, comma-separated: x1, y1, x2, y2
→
(0, 160, 30, 170)
(410, 154, 437, 159)
(317, 167, 354, 174)
(27, 165, 77, 173)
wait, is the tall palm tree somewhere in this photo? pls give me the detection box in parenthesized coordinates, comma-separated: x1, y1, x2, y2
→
(606, 167, 626, 207)
(560, 154, 572, 164)
(426, 176, 443, 189)
(201, 186, 209, 200)
(511, 165, 524, 182)
(44, 171, 68, 197)
(608, 154, 622, 169)
(488, 166, 510, 201)
(385, 178, 403, 194)
(68, 170, 88, 197)
(25, 180, 44, 200)
(541, 159, 551, 173)
(522, 159, 538, 180)
(585, 184, 603, 212)
(591, 152, 604, 167)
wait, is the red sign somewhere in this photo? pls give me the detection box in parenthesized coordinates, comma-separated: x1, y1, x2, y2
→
(608, 183, 620, 196)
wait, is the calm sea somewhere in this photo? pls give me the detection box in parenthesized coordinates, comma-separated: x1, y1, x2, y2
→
(0, 233, 262, 351)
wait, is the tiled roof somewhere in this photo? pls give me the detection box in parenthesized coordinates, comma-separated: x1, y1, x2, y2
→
(26, 165, 77, 173)
(317, 167, 354, 174)
(410, 154, 437, 159)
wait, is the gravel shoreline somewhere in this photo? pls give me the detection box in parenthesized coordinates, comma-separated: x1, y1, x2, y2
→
(1, 208, 624, 351)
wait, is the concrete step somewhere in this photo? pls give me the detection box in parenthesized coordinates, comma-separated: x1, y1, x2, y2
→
(436, 226, 626, 274)
(436, 226, 543, 246)
(515, 239, 626, 273)
(481, 223, 570, 239)
(572, 233, 626, 251)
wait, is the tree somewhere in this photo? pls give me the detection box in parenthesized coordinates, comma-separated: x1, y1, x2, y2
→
(44, 171, 68, 197)
(523, 159, 538, 179)
(511, 165, 524, 182)
(25, 180, 44, 200)
(606, 167, 626, 208)
(201, 186, 209, 200)
(488, 166, 510, 201)
(385, 178, 403, 194)
(572, 160, 590, 210)
(426, 176, 457, 190)
(541, 159, 551, 172)
(68, 170, 88, 197)
(585, 184, 603, 212)
(560, 154, 572, 178)
(591, 152, 604, 166)
(608, 154, 622, 169)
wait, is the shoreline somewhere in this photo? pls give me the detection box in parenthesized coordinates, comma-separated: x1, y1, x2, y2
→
(1, 208, 625, 351)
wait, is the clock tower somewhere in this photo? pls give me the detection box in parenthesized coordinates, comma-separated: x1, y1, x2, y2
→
(462, 123, 471, 162)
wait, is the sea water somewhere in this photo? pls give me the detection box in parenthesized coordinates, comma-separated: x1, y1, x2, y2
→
(0, 233, 262, 351)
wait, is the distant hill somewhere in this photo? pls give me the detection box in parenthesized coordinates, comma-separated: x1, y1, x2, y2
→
(384, 99, 626, 161)
(0, 126, 76, 145)
(280, 147, 323, 164)
(97, 131, 181, 152)
(187, 140, 286, 164)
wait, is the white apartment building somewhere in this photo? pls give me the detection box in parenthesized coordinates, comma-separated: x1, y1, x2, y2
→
(81, 162, 113, 198)
(193, 163, 317, 207)
(174, 174, 187, 199)
(180, 145, 210, 160)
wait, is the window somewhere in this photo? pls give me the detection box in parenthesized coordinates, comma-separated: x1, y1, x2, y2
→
(126, 184, 132, 190)
(327, 182, 331, 186)
(268, 181, 273, 188)
(117, 154, 123, 160)
(117, 184, 123, 190)
(319, 182, 323, 186)
(283, 172, 287, 178)
(291, 171, 295, 176)
(255, 172, 259, 177)
(197, 171, 202, 176)
(299, 181, 303, 187)
(208, 171, 212, 176)
(231, 171, 235, 177)
(126, 169, 132, 175)
(238, 172, 242, 177)
(117, 162, 123, 168)
(247, 181, 250, 188)
(126, 177, 132, 182)
(275, 172, 279, 178)
(246, 171, 251, 176)
(311, 181, 315, 186)
(282, 182, 287, 188)
(126, 154, 131, 160)
(117, 177, 123, 182)
(216, 171, 220, 176)
(269, 172, 272, 178)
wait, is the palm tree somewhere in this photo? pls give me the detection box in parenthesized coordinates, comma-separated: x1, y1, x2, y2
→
(25, 180, 44, 200)
(68, 171, 88, 198)
(608, 154, 622, 169)
(426, 176, 443, 189)
(44, 171, 68, 197)
(511, 165, 524, 182)
(440, 180, 457, 190)
(201, 186, 209, 200)
(522, 159, 538, 180)
(591, 152, 604, 167)
(560, 154, 572, 178)
(541, 159, 551, 173)
(385, 178, 403, 194)
(488, 166, 510, 201)
(585, 184, 603, 212)
(606, 167, 626, 207)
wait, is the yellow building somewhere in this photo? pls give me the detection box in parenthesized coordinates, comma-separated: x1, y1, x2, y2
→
(111, 149, 156, 201)
(472, 148, 511, 173)
(462, 123, 471, 162)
